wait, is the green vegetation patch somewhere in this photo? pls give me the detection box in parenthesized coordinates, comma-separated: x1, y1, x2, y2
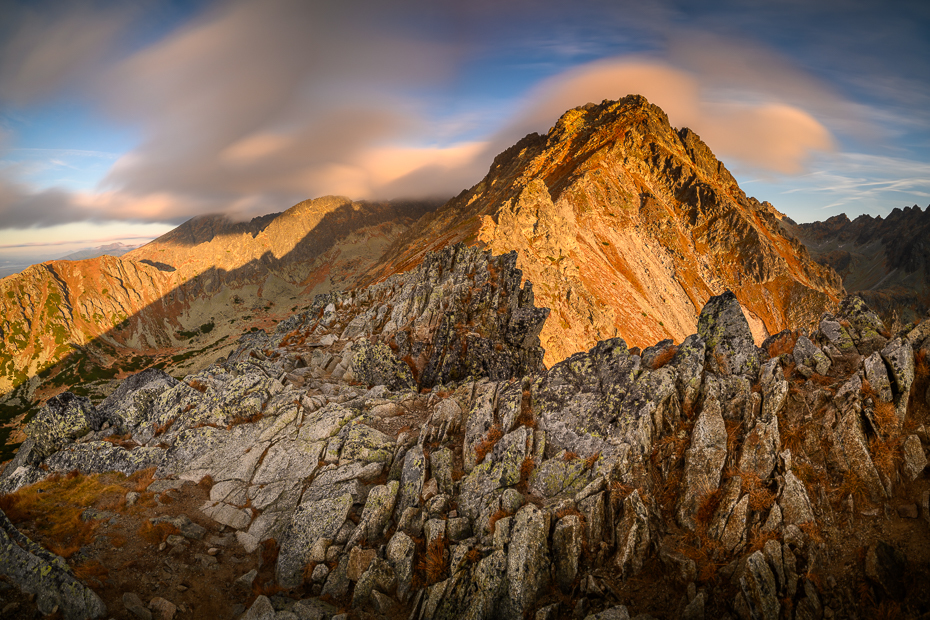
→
(176, 321, 215, 340)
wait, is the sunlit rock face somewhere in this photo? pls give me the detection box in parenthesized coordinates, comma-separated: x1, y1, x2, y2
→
(365, 95, 843, 365)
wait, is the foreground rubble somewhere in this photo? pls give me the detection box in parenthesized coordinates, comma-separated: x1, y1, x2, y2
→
(1, 245, 928, 619)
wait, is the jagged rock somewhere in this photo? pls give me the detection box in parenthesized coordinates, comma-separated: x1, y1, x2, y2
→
(615, 489, 651, 577)
(740, 551, 780, 620)
(837, 296, 888, 356)
(240, 595, 275, 620)
(780, 471, 815, 525)
(738, 416, 780, 481)
(148, 597, 177, 620)
(762, 539, 785, 592)
(708, 477, 742, 540)
(902, 435, 927, 481)
(830, 373, 888, 501)
(9, 393, 101, 473)
(463, 381, 498, 472)
(553, 514, 584, 592)
(124, 592, 152, 620)
(881, 337, 915, 424)
(678, 397, 727, 529)
(793, 336, 831, 375)
(533, 336, 671, 475)
(97, 368, 179, 436)
(583, 606, 630, 620)
(671, 335, 706, 412)
(339, 424, 395, 464)
(818, 315, 856, 355)
(276, 493, 353, 588)
(698, 291, 761, 378)
(321, 556, 351, 599)
(348, 481, 399, 547)
(350, 340, 416, 390)
(386, 531, 416, 601)
(579, 491, 606, 551)
(430, 448, 455, 495)
(506, 504, 550, 617)
(656, 543, 695, 586)
(0, 508, 107, 620)
(759, 359, 787, 421)
(863, 352, 893, 402)
(393, 445, 427, 523)
(347, 546, 377, 581)
(46, 441, 165, 478)
(529, 453, 588, 498)
(460, 549, 509, 619)
(865, 541, 906, 600)
(352, 557, 396, 608)
(720, 494, 749, 551)
(682, 591, 705, 620)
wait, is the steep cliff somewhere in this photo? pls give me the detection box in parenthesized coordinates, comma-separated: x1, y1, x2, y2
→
(365, 95, 844, 364)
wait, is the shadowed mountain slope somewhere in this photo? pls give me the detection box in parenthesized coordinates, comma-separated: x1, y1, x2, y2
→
(0, 198, 438, 451)
(785, 205, 930, 326)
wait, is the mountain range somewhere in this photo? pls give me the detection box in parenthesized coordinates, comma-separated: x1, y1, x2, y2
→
(0, 95, 929, 620)
(0, 97, 843, 446)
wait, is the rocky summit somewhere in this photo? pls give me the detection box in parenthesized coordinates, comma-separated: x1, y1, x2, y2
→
(1, 245, 928, 619)
(365, 95, 843, 364)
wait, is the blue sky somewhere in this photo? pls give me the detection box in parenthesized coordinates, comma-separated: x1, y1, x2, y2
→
(0, 0, 928, 262)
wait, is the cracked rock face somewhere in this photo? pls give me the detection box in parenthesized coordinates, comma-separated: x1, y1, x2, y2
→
(1, 249, 928, 620)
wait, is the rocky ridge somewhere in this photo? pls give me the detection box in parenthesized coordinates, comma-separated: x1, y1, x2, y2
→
(784, 205, 930, 326)
(365, 95, 844, 363)
(1, 246, 928, 619)
(0, 197, 436, 456)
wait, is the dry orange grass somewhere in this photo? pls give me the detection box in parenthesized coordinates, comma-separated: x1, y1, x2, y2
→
(780, 420, 806, 454)
(516, 388, 536, 428)
(73, 559, 109, 586)
(487, 508, 511, 534)
(417, 537, 447, 585)
(741, 472, 777, 512)
(0, 470, 134, 558)
(519, 456, 535, 484)
(584, 452, 600, 470)
(830, 469, 874, 510)
(562, 451, 579, 462)
(187, 379, 208, 393)
(154, 418, 176, 435)
(861, 377, 901, 437)
(137, 520, 180, 545)
(766, 331, 799, 358)
(101, 434, 139, 450)
(868, 436, 900, 481)
(746, 527, 780, 553)
(474, 424, 503, 465)
(695, 488, 724, 529)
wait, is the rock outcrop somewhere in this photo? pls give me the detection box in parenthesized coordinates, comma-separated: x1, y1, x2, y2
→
(1, 246, 927, 619)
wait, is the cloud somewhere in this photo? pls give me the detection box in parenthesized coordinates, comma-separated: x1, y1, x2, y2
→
(0, 1, 132, 104)
(0, 0, 917, 234)
(487, 57, 836, 175)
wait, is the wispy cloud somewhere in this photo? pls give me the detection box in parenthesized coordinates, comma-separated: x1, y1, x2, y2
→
(0, 0, 926, 236)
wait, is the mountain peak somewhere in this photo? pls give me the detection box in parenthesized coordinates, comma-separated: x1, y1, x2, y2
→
(367, 95, 842, 363)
